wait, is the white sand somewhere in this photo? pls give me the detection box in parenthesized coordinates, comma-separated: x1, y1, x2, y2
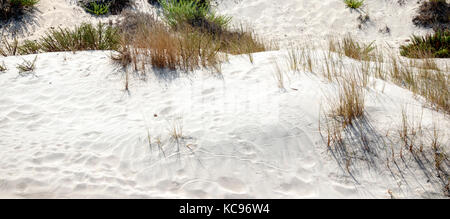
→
(0, 0, 449, 198)
(218, 0, 432, 48)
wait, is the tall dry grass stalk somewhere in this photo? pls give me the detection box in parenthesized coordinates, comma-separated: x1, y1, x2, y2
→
(332, 76, 365, 127)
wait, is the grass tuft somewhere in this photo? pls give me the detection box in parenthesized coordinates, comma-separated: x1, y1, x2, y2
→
(329, 35, 375, 61)
(0, 61, 7, 72)
(344, 0, 364, 9)
(16, 55, 37, 74)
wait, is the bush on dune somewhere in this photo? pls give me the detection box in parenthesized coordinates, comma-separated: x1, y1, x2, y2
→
(159, 0, 230, 34)
(0, 0, 39, 21)
(400, 30, 449, 58)
(413, 0, 449, 31)
(81, 0, 132, 16)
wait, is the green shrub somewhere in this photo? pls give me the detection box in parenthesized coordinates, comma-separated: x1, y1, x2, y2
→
(85, 1, 110, 15)
(344, 0, 364, 9)
(81, 0, 131, 15)
(0, 0, 39, 21)
(400, 30, 450, 58)
(158, 0, 230, 33)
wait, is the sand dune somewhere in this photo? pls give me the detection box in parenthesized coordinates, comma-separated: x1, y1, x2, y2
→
(0, 0, 448, 198)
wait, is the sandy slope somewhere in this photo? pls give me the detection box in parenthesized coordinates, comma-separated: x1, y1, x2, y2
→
(0, 0, 449, 198)
(218, 0, 432, 48)
(0, 50, 448, 198)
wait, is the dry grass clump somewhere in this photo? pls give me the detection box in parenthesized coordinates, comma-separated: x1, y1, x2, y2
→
(412, 0, 449, 30)
(16, 55, 37, 75)
(329, 35, 375, 61)
(115, 10, 274, 72)
(0, 61, 7, 72)
(332, 77, 365, 127)
(216, 25, 272, 55)
(127, 21, 221, 71)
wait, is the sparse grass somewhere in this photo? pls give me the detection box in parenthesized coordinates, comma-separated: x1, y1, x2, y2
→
(322, 114, 344, 148)
(0, 61, 7, 72)
(325, 35, 448, 114)
(392, 111, 448, 196)
(273, 61, 285, 90)
(332, 77, 365, 127)
(169, 119, 184, 142)
(0, 0, 39, 21)
(400, 30, 449, 58)
(0, 36, 19, 56)
(218, 24, 273, 55)
(284, 45, 315, 74)
(16, 55, 37, 74)
(387, 56, 449, 113)
(155, 135, 165, 158)
(329, 35, 375, 61)
(344, 0, 364, 9)
(111, 36, 133, 68)
(287, 46, 301, 71)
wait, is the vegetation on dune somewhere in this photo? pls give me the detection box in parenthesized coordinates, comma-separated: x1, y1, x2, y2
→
(329, 35, 376, 61)
(0, 0, 39, 21)
(400, 30, 449, 58)
(413, 0, 449, 31)
(1, 22, 120, 55)
(158, 0, 230, 33)
(81, 0, 132, 16)
(38, 22, 120, 52)
(343, 0, 364, 9)
(113, 1, 274, 71)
